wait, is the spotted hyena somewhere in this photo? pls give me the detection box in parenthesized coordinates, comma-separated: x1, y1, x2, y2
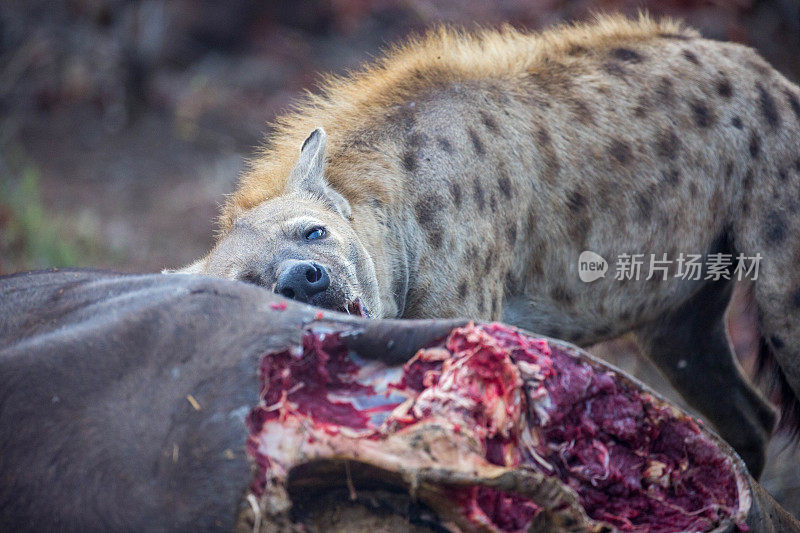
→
(174, 15, 800, 477)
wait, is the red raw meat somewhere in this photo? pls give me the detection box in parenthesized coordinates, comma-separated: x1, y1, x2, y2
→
(247, 323, 747, 532)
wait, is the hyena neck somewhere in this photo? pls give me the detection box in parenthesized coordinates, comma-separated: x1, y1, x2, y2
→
(353, 202, 420, 319)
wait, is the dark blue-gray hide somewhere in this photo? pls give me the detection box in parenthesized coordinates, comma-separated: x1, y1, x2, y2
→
(1, 270, 797, 532)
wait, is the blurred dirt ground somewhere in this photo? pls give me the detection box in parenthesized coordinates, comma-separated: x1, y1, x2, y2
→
(1, 0, 799, 518)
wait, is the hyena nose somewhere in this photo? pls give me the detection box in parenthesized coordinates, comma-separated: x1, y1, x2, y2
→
(274, 260, 330, 303)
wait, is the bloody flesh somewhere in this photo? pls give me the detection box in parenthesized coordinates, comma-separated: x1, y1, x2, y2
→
(247, 323, 742, 532)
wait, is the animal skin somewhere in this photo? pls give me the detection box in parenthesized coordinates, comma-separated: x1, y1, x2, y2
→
(175, 15, 800, 478)
(2, 270, 799, 531)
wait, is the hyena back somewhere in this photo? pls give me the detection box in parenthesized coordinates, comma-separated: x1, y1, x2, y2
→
(181, 16, 800, 477)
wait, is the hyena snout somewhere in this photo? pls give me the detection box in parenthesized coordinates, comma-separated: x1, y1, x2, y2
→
(274, 259, 330, 304)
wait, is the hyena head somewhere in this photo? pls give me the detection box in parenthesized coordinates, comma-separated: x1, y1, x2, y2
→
(183, 128, 381, 318)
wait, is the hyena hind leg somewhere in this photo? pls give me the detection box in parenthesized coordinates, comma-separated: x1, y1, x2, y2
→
(636, 278, 776, 478)
(750, 269, 800, 437)
(734, 162, 800, 445)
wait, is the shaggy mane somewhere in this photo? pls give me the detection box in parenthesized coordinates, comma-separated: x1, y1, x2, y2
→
(219, 13, 693, 232)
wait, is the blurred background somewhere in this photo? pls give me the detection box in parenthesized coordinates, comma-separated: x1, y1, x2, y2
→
(1, 0, 799, 517)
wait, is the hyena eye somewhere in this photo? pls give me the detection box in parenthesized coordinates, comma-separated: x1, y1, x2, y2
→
(304, 226, 327, 241)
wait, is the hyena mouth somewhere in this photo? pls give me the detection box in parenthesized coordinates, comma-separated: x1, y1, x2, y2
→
(245, 322, 749, 532)
(344, 297, 370, 318)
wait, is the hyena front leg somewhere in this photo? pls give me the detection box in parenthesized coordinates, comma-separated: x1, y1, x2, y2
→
(636, 278, 776, 478)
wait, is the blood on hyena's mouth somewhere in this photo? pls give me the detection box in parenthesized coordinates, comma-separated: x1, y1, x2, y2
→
(245, 323, 749, 532)
(343, 297, 370, 318)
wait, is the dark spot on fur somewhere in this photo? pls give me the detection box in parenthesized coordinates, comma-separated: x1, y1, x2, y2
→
(749, 132, 761, 159)
(402, 150, 417, 173)
(661, 168, 680, 186)
(778, 168, 788, 182)
(489, 192, 497, 212)
(427, 226, 443, 249)
(550, 285, 574, 304)
(504, 271, 516, 291)
(521, 91, 552, 109)
(474, 177, 486, 211)
(633, 95, 649, 118)
(756, 83, 780, 130)
(725, 161, 734, 180)
(478, 292, 486, 314)
(609, 138, 632, 164)
(568, 97, 594, 124)
(770, 336, 785, 350)
(636, 191, 652, 220)
(498, 165, 512, 198)
(529, 249, 544, 277)
(506, 221, 517, 246)
(602, 61, 627, 79)
(566, 188, 591, 246)
(716, 77, 733, 98)
(480, 111, 499, 134)
(369, 196, 384, 211)
(536, 127, 561, 183)
(537, 128, 551, 145)
(567, 45, 587, 56)
(620, 310, 631, 321)
(763, 210, 787, 245)
(656, 77, 674, 104)
(690, 100, 714, 128)
(347, 137, 377, 152)
(795, 158, 800, 172)
(408, 132, 427, 148)
(466, 245, 479, 263)
(468, 128, 485, 157)
(682, 49, 700, 65)
(596, 180, 619, 205)
(457, 280, 468, 299)
(566, 188, 587, 212)
(409, 68, 426, 82)
(731, 116, 743, 129)
(612, 47, 644, 63)
(414, 194, 444, 226)
(654, 128, 679, 159)
(436, 137, 453, 153)
(743, 168, 754, 191)
(449, 182, 462, 207)
(790, 287, 800, 310)
(483, 251, 494, 275)
(594, 325, 612, 338)
(689, 182, 699, 196)
(390, 105, 416, 132)
(786, 89, 800, 121)
(528, 63, 575, 94)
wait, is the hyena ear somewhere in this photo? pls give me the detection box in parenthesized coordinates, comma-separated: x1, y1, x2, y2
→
(288, 127, 352, 219)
